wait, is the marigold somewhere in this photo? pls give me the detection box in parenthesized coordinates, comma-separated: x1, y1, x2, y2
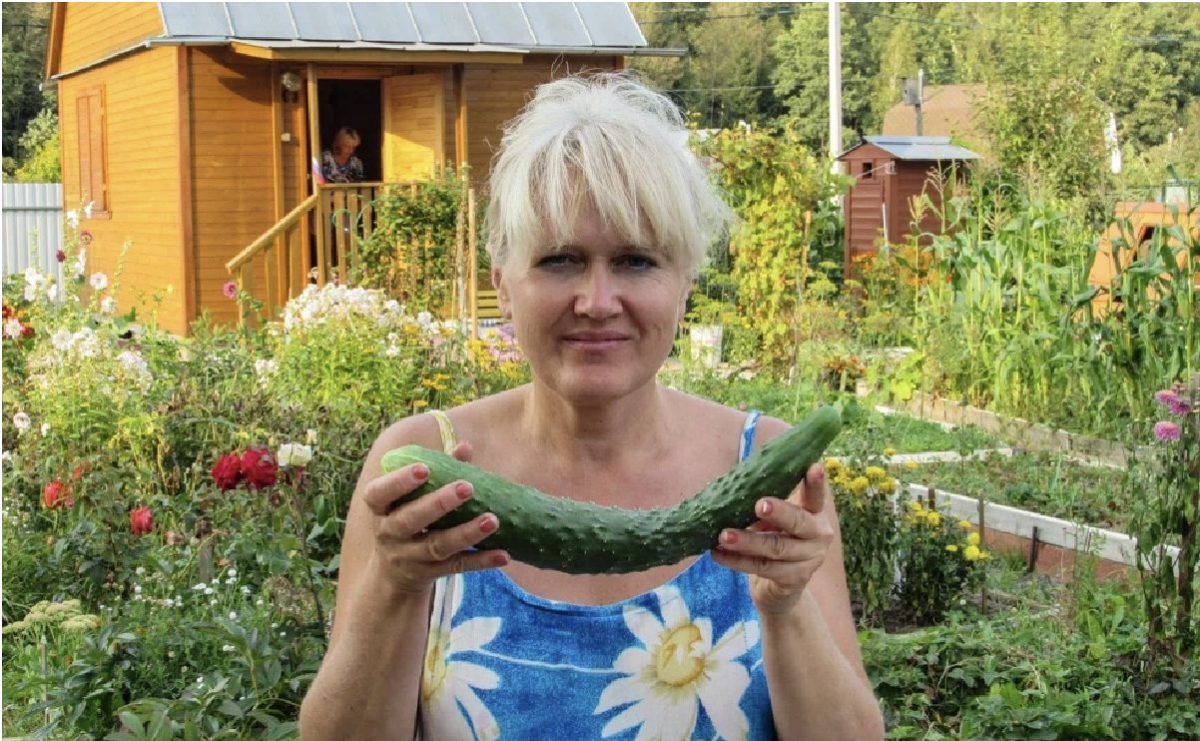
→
(877, 478, 896, 495)
(957, 520, 973, 530)
(966, 532, 981, 547)
(864, 466, 887, 482)
(848, 476, 870, 496)
(945, 544, 959, 553)
(903, 461, 919, 471)
(926, 512, 942, 528)
(964, 544, 985, 561)
(882, 447, 897, 457)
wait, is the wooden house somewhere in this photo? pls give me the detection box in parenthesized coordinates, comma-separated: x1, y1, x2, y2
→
(837, 135, 978, 277)
(46, 2, 672, 334)
(1087, 198, 1200, 315)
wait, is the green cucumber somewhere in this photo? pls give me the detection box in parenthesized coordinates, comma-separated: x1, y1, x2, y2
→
(380, 405, 841, 574)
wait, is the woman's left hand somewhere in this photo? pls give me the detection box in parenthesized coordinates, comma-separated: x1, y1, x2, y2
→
(710, 463, 833, 615)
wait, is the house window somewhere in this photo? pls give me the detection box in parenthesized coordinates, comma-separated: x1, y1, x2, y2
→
(862, 161, 874, 179)
(76, 88, 108, 213)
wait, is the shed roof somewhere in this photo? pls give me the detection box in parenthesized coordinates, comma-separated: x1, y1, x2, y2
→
(840, 136, 979, 162)
(157, 2, 661, 53)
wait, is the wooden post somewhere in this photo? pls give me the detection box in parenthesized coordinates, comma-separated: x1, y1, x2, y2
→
(271, 62, 288, 305)
(306, 63, 327, 285)
(468, 187, 478, 337)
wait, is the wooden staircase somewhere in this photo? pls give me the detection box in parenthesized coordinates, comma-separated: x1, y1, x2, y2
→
(227, 182, 495, 333)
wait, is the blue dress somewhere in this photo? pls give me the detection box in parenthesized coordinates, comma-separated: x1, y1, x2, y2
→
(419, 411, 774, 741)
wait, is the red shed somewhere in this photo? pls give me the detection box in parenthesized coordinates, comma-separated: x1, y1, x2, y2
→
(837, 135, 978, 277)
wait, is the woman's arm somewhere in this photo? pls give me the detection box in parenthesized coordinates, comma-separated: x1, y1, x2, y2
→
(711, 416, 884, 740)
(298, 418, 508, 740)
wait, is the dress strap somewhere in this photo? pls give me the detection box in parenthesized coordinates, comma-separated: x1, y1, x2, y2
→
(738, 409, 763, 462)
(428, 410, 458, 454)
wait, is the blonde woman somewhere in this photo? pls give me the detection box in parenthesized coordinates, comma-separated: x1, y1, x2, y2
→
(321, 126, 364, 184)
(301, 74, 884, 740)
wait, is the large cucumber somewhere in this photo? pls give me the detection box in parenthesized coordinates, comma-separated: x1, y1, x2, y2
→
(380, 405, 841, 574)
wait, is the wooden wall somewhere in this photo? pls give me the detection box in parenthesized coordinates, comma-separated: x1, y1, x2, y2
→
(56, 2, 163, 74)
(188, 48, 278, 327)
(462, 55, 621, 180)
(57, 46, 187, 333)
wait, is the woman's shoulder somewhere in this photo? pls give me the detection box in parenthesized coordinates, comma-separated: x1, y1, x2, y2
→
(662, 387, 790, 451)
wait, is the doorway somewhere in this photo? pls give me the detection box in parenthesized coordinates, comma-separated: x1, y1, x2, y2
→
(317, 79, 382, 181)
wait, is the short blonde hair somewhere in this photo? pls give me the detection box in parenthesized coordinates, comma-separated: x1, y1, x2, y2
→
(332, 126, 360, 153)
(485, 73, 732, 278)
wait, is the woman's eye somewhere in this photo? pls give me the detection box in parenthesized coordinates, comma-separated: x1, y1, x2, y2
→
(619, 254, 658, 271)
(535, 254, 577, 268)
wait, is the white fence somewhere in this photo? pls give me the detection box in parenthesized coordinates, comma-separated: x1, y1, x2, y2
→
(2, 182, 65, 286)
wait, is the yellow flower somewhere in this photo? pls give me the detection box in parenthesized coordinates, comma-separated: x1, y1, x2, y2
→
(964, 544, 984, 561)
(413, 399, 429, 409)
(903, 461, 919, 471)
(926, 512, 942, 528)
(966, 532, 981, 547)
(957, 520, 974, 530)
(906, 500, 925, 512)
(848, 476, 870, 496)
(945, 544, 959, 553)
(883, 447, 897, 457)
(865, 466, 887, 482)
(825, 457, 842, 474)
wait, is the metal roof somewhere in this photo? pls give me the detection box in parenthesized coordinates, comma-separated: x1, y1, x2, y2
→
(848, 135, 979, 161)
(157, 2, 655, 52)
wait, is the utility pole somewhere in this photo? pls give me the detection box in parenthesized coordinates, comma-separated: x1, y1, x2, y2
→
(916, 67, 925, 136)
(828, 1, 843, 175)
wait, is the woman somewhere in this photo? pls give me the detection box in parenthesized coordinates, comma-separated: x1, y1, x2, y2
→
(300, 74, 884, 740)
(322, 126, 364, 184)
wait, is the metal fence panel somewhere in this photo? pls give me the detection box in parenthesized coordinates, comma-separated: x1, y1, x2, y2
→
(2, 183, 65, 287)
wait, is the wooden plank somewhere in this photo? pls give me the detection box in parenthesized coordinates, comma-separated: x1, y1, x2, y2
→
(178, 45, 197, 328)
(229, 43, 524, 66)
(57, 2, 162, 74)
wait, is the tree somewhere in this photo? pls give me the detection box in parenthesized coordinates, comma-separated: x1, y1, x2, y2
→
(771, 3, 878, 152)
(2, 3, 52, 175)
(13, 106, 59, 183)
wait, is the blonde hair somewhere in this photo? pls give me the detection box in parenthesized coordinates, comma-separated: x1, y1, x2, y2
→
(485, 73, 732, 278)
(332, 126, 361, 154)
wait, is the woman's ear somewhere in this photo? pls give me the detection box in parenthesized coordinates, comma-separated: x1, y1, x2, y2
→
(492, 268, 512, 319)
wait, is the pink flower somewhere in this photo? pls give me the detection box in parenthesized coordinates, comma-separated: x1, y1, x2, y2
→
(1153, 421, 1182, 442)
(129, 506, 154, 536)
(223, 281, 239, 299)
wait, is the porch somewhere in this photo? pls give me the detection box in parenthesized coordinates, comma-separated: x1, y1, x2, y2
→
(225, 181, 501, 333)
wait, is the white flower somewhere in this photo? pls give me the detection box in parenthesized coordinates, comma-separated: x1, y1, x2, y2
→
(192, 582, 207, 591)
(40, 423, 51, 436)
(74, 249, 87, 278)
(46, 284, 58, 302)
(23, 283, 38, 302)
(594, 585, 760, 741)
(89, 272, 109, 291)
(4, 319, 24, 339)
(100, 296, 116, 314)
(66, 209, 80, 229)
(423, 573, 502, 740)
(276, 443, 313, 468)
(13, 412, 31, 435)
(117, 350, 152, 387)
(83, 201, 94, 219)
(416, 311, 434, 328)
(305, 428, 318, 445)
(135, 566, 146, 576)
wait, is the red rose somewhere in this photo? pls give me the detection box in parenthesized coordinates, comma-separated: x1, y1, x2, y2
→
(2, 303, 11, 319)
(20, 324, 34, 339)
(42, 480, 73, 509)
(129, 506, 153, 536)
(56, 249, 66, 263)
(211, 452, 243, 491)
(239, 447, 278, 490)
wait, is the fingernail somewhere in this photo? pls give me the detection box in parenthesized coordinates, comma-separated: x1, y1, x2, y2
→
(456, 482, 473, 500)
(721, 530, 738, 546)
(412, 465, 428, 481)
(492, 552, 509, 567)
(479, 514, 497, 533)
(757, 499, 773, 517)
(814, 466, 825, 483)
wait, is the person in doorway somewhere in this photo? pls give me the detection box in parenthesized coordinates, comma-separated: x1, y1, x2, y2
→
(299, 73, 884, 740)
(321, 126, 364, 184)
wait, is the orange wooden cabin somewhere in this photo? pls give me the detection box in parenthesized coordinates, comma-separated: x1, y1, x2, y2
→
(46, 2, 670, 334)
(1087, 199, 1200, 315)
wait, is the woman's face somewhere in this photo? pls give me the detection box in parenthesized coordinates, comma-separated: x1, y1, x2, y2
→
(495, 206, 691, 405)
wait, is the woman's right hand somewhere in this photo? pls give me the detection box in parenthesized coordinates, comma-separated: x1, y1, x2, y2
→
(360, 442, 508, 596)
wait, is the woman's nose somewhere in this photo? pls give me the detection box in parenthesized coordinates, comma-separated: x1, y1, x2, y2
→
(574, 265, 621, 318)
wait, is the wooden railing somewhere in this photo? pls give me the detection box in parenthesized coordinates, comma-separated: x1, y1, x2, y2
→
(228, 181, 488, 332)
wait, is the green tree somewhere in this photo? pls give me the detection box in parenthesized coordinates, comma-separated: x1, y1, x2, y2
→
(2, 3, 52, 175)
(13, 105, 60, 183)
(771, 3, 878, 152)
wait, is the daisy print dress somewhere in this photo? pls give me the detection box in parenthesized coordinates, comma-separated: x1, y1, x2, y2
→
(418, 411, 775, 740)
